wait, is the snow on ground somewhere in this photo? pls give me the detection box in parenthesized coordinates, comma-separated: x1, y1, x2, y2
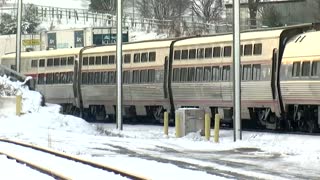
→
(0, 75, 319, 179)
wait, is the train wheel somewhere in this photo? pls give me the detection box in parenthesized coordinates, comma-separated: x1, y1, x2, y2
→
(307, 120, 317, 133)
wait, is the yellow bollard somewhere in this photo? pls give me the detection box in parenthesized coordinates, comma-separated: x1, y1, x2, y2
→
(175, 112, 181, 138)
(164, 112, 169, 135)
(16, 95, 22, 116)
(205, 113, 211, 140)
(214, 114, 220, 143)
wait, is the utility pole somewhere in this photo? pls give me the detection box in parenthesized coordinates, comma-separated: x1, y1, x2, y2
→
(116, 0, 123, 130)
(233, 0, 242, 141)
(15, 0, 22, 73)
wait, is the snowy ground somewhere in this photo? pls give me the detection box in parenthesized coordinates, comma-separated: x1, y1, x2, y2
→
(0, 75, 319, 179)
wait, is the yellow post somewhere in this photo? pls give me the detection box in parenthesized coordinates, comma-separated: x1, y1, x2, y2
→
(164, 112, 169, 135)
(214, 114, 220, 143)
(205, 113, 211, 140)
(16, 95, 22, 116)
(175, 112, 181, 138)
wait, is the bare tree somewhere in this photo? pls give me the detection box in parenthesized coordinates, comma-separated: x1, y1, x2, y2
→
(192, 0, 223, 33)
(136, 0, 152, 19)
(260, 4, 283, 28)
(248, 0, 261, 29)
(312, 0, 320, 21)
(141, 0, 191, 36)
(0, 0, 7, 7)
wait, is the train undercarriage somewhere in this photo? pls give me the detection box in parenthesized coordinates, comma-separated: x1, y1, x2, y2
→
(59, 103, 320, 133)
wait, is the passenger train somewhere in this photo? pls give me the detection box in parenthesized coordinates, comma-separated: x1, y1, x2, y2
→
(1, 23, 320, 132)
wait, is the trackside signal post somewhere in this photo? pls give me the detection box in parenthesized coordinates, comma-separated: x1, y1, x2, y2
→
(233, 0, 242, 141)
(116, 0, 123, 130)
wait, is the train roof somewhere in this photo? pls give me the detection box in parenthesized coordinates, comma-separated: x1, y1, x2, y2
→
(283, 30, 320, 59)
(84, 39, 173, 54)
(174, 23, 316, 47)
(1, 47, 82, 59)
(1, 38, 174, 59)
(174, 29, 284, 47)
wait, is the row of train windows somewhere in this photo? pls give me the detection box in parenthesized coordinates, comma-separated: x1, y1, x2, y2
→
(81, 69, 156, 84)
(38, 72, 74, 84)
(292, 61, 320, 77)
(37, 70, 156, 84)
(31, 57, 74, 68)
(174, 43, 262, 60)
(172, 64, 261, 82)
(30, 51, 157, 68)
(82, 52, 156, 66)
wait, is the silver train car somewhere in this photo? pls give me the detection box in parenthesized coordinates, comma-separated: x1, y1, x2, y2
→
(1, 23, 320, 132)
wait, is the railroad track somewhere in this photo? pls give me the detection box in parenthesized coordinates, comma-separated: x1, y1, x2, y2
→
(0, 138, 149, 180)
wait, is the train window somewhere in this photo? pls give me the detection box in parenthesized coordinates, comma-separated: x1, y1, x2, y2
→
(123, 71, 130, 84)
(222, 66, 230, 81)
(108, 71, 115, 83)
(203, 66, 211, 81)
(133, 70, 140, 83)
(101, 72, 108, 84)
(46, 73, 54, 84)
(181, 50, 188, 60)
(82, 72, 88, 84)
(47, 58, 53, 67)
(61, 57, 67, 66)
(134, 53, 140, 63)
(223, 46, 232, 57)
(212, 66, 220, 81)
(141, 53, 148, 62)
(197, 48, 204, 59)
(124, 54, 131, 63)
(205, 48, 212, 58)
(39, 59, 45, 67)
(311, 61, 320, 76)
(174, 50, 181, 60)
(253, 43, 262, 55)
(301, 61, 310, 76)
(240, 45, 243, 56)
(180, 68, 188, 82)
(109, 55, 115, 64)
(189, 49, 196, 59)
(67, 57, 74, 65)
(54, 73, 60, 84)
(242, 64, 251, 81)
(83, 57, 88, 65)
(88, 72, 94, 84)
(149, 52, 156, 62)
(38, 74, 45, 84)
(195, 67, 203, 82)
(60, 72, 67, 84)
(213, 47, 221, 58)
(102, 56, 108, 64)
(188, 67, 195, 81)
(244, 44, 253, 56)
(31, 60, 38, 68)
(66, 72, 73, 83)
(94, 72, 101, 84)
(95, 56, 102, 65)
(54, 58, 60, 66)
(89, 56, 95, 65)
(292, 62, 300, 77)
(173, 68, 180, 82)
(148, 69, 155, 83)
(252, 64, 261, 80)
(140, 70, 148, 83)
